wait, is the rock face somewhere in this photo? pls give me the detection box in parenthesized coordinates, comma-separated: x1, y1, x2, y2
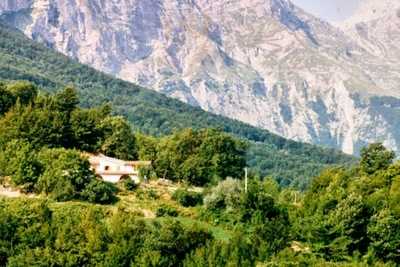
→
(1, 0, 400, 155)
(341, 0, 400, 65)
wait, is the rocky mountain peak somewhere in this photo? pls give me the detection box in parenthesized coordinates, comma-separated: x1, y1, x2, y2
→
(342, 0, 400, 26)
(1, 0, 400, 155)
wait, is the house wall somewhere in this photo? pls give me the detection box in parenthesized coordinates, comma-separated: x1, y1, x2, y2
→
(101, 174, 140, 184)
(98, 162, 136, 173)
(89, 155, 144, 184)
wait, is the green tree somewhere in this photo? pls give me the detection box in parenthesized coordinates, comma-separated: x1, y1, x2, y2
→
(0, 100, 67, 149)
(0, 140, 42, 191)
(70, 107, 107, 152)
(99, 116, 138, 160)
(80, 180, 117, 204)
(0, 85, 15, 116)
(53, 87, 79, 115)
(368, 209, 400, 262)
(360, 143, 395, 175)
(136, 133, 158, 161)
(155, 129, 247, 186)
(36, 148, 97, 201)
(7, 81, 38, 106)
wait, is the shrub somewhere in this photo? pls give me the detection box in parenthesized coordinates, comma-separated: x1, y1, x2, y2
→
(156, 204, 179, 217)
(0, 140, 42, 192)
(36, 148, 95, 200)
(172, 189, 203, 207)
(147, 189, 159, 200)
(122, 178, 137, 191)
(203, 178, 243, 212)
(81, 180, 118, 204)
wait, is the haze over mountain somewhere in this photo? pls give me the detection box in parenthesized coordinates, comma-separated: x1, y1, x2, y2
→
(292, 0, 360, 22)
(1, 0, 400, 155)
(341, 0, 400, 62)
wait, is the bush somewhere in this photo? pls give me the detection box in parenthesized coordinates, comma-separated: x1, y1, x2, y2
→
(147, 189, 159, 200)
(81, 180, 118, 204)
(156, 204, 179, 217)
(36, 148, 95, 200)
(0, 140, 42, 192)
(122, 178, 137, 191)
(203, 178, 243, 212)
(172, 189, 203, 207)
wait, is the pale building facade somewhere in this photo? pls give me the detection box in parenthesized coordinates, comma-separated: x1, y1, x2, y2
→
(87, 154, 151, 184)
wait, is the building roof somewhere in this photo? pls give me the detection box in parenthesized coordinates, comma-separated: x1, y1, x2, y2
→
(84, 153, 151, 167)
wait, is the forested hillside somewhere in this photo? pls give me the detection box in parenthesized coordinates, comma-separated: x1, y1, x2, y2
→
(0, 23, 354, 188)
(0, 82, 247, 201)
(1, 142, 399, 266)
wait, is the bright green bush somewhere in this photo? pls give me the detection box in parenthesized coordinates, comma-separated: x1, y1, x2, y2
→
(0, 140, 41, 192)
(36, 148, 95, 201)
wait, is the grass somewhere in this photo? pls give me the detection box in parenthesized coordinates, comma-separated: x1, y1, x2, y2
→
(1, 177, 233, 242)
(113, 180, 233, 241)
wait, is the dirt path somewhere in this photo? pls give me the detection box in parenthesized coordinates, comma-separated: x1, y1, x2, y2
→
(0, 185, 37, 198)
(141, 209, 156, 218)
(0, 185, 23, 198)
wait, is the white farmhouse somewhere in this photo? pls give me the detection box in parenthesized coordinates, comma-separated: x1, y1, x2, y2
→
(87, 154, 151, 184)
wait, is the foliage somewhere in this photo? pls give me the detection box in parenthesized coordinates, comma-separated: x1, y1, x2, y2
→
(36, 148, 94, 201)
(295, 143, 400, 264)
(6, 80, 38, 106)
(0, 83, 15, 115)
(360, 143, 395, 174)
(183, 235, 256, 267)
(80, 180, 118, 204)
(154, 128, 247, 186)
(204, 178, 243, 212)
(121, 178, 138, 191)
(0, 140, 41, 191)
(172, 189, 203, 207)
(156, 204, 179, 217)
(202, 178, 290, 261)
(99, 116, 138, 160)
(0, 143, 399, 266)
(0, 199, 212, 267)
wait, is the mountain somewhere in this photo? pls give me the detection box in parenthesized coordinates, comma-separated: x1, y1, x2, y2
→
(341, 0, 400, 63)
(1, 0, 400, 155)
(0, 23, 354, 188)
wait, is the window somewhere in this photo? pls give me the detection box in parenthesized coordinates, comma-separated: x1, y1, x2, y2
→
(105, 166, 110, 171)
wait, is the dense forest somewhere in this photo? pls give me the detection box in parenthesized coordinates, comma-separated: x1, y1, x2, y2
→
(0, 23, 355, 188)
(1, 138, 399, 266)
(0, 81, 249, 200)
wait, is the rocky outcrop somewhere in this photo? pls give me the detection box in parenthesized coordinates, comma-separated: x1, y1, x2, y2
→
(1, 0, 400, 155)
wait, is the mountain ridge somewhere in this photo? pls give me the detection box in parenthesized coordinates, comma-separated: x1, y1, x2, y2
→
(1, 0, 399, 155)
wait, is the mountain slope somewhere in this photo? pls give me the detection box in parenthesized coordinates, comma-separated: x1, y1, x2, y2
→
(341, 0, 400, 63)
(1, 0, 399, 155)
(0, 23, 354, 187)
